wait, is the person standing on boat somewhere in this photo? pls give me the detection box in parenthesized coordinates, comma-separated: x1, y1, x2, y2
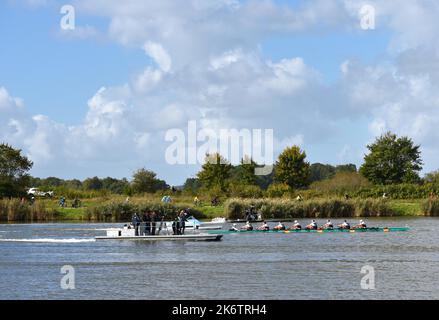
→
(257, 220, 269, 231)
(322, 219, 333, 229)
(150, 211, 157, 235)
(290, 220, 302, 230)
(142, 212, 151, 235)
(305, 219, 318, 230)
(178, 210, 188, 235)
(172, 216, 179, 235)
(338, 220, 350, 229)
(132, 213, 141, 236)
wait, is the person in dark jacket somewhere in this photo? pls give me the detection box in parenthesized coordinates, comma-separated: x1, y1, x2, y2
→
(142, 211, 151, 235)
(132, 213, 141, 236)
(150, 211, 157, 235)
(179, 210, 188, 235)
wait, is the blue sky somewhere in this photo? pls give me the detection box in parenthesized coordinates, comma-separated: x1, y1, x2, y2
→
(1, 0, 438, 184)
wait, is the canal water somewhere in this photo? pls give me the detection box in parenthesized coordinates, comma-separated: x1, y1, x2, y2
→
(0, 218, 438, 299)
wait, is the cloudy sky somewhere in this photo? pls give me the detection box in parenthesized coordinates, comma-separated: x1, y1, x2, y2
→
(1, 0, 439, 185)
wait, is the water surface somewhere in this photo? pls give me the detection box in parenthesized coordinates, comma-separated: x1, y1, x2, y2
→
(0, 218, 437, 299)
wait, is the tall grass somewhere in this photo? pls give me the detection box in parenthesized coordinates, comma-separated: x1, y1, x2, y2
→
(224, 198, 397, 219)
(0, 199, 53, 222)
(422, 199, 439, 216)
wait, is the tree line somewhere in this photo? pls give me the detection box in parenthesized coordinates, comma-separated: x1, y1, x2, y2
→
(1, 131, 436, 199)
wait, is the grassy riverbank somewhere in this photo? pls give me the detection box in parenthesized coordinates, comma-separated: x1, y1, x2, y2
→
(1, 195, 438, 222)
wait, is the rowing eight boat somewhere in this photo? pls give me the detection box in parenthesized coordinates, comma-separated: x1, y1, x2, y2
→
(208, 227, 409, 234)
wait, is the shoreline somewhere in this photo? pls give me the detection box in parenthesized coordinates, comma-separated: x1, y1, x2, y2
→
(1, 196, 435, 222)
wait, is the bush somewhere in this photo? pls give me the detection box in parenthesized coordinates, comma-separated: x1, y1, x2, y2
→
(264, 184, 293, 198)
(228, 184, 263, 198)
(310, 172, 371, 195)
(354, 183, 438, 199)
(224, 198, 397, 219)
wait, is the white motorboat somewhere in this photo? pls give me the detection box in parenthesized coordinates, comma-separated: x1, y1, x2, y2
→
(95, 222, 223, 241)
(185, 216, 226, 230)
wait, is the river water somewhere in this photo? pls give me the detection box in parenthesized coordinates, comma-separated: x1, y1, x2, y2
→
(0, 217, 438, 300)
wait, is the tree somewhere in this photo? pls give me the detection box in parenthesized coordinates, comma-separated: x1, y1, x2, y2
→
(309, 163, 336, 182)
(335, 164, 357, 173)
(197, 153, 232, 191)
(183, 178, 202, 194)
(229, 156, 258, 186)
(309, 163, 357, 183)
(0, 143, 33, 197)
(424, 170, 439, 185)
(310, 171, 371, 193)
(360, 132, 423, 185)
(83, 176, 103, 190)
(131, 168, 168, 193)
(274, 146, 310, 189)
(100, 177, 129, 194)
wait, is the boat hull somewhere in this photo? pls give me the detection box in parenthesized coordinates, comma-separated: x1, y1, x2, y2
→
(208, 227, 409, 234)
(95, 233, 223, 241)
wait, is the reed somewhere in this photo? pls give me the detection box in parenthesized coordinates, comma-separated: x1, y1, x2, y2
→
(422, 199, 439, 216)
(84, 201, 206, 222)
(224, 197, 397, 220)
(0, 199, 53, 222)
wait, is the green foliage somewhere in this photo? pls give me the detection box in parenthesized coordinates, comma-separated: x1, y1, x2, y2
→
(228, 184, 263, 198)
(83, 176, 103, 190)
(101, 177, 129, 194)
(229, 156, 258, 186)
(353, 183, 439, 199)
(224, 198, 396, 220)
(309, 163, 357, 183)
(0, 199, 53, 221)
(264, 183, 293, 198)
(360, 132, 423, 185)
(85, 202, 206, 221)
(310, 172, 371, 195)
(0, 143, 33, 198)
(197, 153, 232, 191)
(275, 146, 310, 189)
(422, 198, 439, 216)
(132, 168, 168, 194)
(183, 178, 202, 195)
(424, 170, 439, 185)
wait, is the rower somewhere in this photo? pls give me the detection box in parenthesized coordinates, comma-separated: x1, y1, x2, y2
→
(273, 221, 286, 230)
(241, 221, 254, 231)
(338, 220, 350, 229)
(305, 219, 318, 230)
(290, 220, 302, 230)
(229, 223, 239, 232)
(355, 219, 367, 229)
(322, 219, 333, 229)
(257, 220, 269, 231)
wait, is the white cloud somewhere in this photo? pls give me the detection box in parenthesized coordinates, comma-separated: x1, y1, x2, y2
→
(143, 41, 172, 72)
(3, 0, 439, 182)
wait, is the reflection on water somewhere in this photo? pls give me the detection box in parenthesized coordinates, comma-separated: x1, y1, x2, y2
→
(0, 218, 438, 300)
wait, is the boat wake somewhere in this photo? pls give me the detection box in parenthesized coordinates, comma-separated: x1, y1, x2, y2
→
(0, 238, 96, 243)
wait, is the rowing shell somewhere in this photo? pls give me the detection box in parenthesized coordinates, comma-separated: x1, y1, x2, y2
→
(207, 227, 409, 234)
